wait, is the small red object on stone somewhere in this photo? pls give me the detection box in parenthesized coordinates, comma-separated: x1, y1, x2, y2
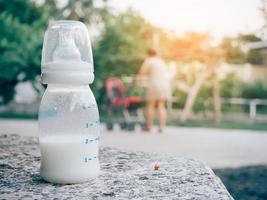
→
(154, 163, 160, 171)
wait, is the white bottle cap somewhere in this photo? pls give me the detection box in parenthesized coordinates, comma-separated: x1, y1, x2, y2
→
(41, 20, 94, 84)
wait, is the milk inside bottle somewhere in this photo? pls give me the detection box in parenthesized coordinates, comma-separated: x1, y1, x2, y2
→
(39, 20, 100, 184)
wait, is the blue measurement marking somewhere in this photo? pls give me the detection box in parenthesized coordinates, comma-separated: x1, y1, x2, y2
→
(82, 104, 96, 110)
(85, 136, 100, 144)
(39, 109, 58, 118)
(85, 123, 94, 128)
(85, 138, 94, 144)
(84, 155, 98, 163)
(85, 119, 100, 128)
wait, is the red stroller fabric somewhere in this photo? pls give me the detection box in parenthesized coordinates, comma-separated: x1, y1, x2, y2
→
(106, 77, 142, 107)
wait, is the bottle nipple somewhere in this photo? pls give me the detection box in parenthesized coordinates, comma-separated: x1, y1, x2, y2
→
(53, 29, 81, 61)
(41, 20, 95, 84)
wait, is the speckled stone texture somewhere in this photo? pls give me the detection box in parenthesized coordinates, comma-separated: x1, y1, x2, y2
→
(0, 134, 233, 200)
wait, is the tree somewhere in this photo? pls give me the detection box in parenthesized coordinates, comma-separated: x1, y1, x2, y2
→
(164, 32, 224, 123)
(239, 34, 263, 64)
(180, 47, 224, 124)
(219, 34, 263, 65)
(260, 0, 267, 39)
(167, 32, 212, 62)
(219, 37, 246, 64)
(92, 10, 156, 103)
(0, 0, 111, 105)
(43, 0, 110, 28)
(0, 0, 49, 104)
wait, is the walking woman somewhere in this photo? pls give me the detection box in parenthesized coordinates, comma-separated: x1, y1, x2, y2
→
(137, 49, 172, 133)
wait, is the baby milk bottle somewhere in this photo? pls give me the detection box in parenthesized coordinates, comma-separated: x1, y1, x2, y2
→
(39, 20, 100, 184)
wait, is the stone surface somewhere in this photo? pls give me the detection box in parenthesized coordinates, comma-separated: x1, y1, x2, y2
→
(0, 134, 233, 200)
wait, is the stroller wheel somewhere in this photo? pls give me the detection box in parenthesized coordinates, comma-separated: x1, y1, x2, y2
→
(120, 122, 127, 130)
(106, 123, 113, 131)
(127, 123, 135, 131)
(141, 123, 147, 131)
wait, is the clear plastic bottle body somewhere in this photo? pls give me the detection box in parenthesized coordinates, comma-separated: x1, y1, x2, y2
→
(39, 84, 100, 184)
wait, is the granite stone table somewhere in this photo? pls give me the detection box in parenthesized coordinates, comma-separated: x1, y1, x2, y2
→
(0, 134, 233, 200)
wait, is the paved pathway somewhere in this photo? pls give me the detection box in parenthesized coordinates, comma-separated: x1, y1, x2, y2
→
(1, 119, 267, 169)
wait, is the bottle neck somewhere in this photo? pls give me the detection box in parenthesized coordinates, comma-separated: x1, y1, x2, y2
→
(47, 84, 90, 91)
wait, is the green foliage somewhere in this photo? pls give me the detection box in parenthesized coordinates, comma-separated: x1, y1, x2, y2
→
(246, 50, 263, 65)
(220, 37, 246, 64)
(193, 84, 212, 112)
(242, 81, 267, 99)
(168, 120, 267, 131)
(92, 11, 156, 103)
(220, 73, 242, 98)
(172, 85, 212, 113)
(172, 89, 187, 109)
(220, 34, 264, 65)
(239, 34, 261, 42)
(43, 0, 110, 23)
(0, 0, 49, 104)
(239, 34, 263, 65)
(172, 72, 267, 113)
(0, 1, 154, 105)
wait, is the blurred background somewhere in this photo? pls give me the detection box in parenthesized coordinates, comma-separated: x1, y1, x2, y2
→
(0, 0, 267, 199)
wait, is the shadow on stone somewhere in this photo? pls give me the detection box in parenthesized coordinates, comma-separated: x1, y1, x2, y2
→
(31, 173, 47, 185)
(214, 165, 267, 200)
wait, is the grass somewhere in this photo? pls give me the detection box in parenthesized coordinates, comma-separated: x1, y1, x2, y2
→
(1, 112, 267, 131)
(167, 120, 267, 131)
(0, 112, 37, 119)
(214, 166, 267, 200)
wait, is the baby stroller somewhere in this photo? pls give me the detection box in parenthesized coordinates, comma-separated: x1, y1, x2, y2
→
(104, 77, 145, 131)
